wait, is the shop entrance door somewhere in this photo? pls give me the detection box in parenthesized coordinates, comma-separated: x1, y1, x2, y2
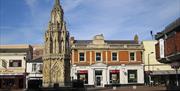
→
(96, 76, 102, 86)
(95, 70, 103, 87)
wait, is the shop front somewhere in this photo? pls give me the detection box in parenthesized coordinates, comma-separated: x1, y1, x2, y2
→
(0, 74, 26, 89)
(72, 65, 144, 87)
(109, 70, 120, 84)
(27, 78, 42, 89)
(77, 70, 88, 84)
(127, 70, 137, 83)
(119, 65, 144, 85)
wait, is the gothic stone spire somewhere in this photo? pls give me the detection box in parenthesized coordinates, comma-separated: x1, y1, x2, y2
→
(43, 0, 70, 87)
(50, 0, 63, 28)
(54, 0, 61, 9)
(55, 0, 60, 5)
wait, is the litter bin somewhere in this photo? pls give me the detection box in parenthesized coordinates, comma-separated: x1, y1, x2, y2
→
(72, 80, 84, 88)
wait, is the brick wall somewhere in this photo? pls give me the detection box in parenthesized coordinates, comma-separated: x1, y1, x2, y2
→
(155, 42, 160, 59)
(72, 50, 143, 65)
(156, 31, 180, 60)
(92, 51, 95, 64)
(165, 36, 176, 56)
(107, 51, 111, 63)
(86, 51, 90, 64)
(164, 31, 180, 56)
(176, 31, 180, 52)
(136, 51, 142, 61)
(74, 50, 78, 64)
(119, 51, 129, 61)
(103, 51, 106, 64)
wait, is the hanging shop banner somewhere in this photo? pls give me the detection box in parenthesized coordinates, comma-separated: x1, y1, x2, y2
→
(159, 39, 164, 58)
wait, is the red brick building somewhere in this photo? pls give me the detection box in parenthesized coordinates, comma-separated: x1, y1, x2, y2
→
(155, 18, 180, 87)
(155, 18, 180, 63)
(70, 34, 144, 87)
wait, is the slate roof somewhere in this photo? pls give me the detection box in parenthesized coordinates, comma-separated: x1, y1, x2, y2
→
(0, 44, 32, 53)
(163, 17, 180, 33)
(74, 40, 138, 45)
(105, 40, 137, 44)
(155, 18, 180, 39)
(33, 48, 43, 60)
(28, 56, 42, 62)
(31, 45, 43, 60)
(74, 40, 92, 44)
(0, 44, 30, 49)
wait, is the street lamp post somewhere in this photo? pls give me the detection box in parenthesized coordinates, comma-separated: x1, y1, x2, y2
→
(148, 52, 154, 86)
(171, 62, 180, 87)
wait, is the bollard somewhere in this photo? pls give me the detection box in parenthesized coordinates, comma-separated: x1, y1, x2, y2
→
(113, 86, 116, 90)
(132, 85, 137, 90)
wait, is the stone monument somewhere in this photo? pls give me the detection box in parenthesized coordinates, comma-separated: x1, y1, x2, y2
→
(42, 0, 70, 87)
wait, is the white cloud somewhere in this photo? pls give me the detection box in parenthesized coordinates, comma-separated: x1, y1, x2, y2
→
(157, 0, 180, 20)
(66, 0, 179, 40)
(0, 26, 44, 44)
(63, 0, 84, 12)
(1, 0, 179, 44)
(24, 0, 38, 9)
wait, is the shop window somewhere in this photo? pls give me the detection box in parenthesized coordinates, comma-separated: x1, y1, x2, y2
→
(79, 52, 85, 62)
(128, 70, 137, 83)
(130, 52, 135, 61)
(77, 70, 88, 84)
(96, 52, 101, 61)
(2, 79, 15, 88)
(32, 64, 37, 72)
(39, 64, 43, 73)
(109, 70, 119, 84)
(112, 52, 117, 61)
(9, 60, 22, 67)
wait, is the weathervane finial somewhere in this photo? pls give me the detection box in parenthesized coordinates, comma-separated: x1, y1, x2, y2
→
(55, 0, 60, 6)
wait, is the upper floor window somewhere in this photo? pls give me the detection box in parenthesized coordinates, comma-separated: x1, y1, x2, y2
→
(1, 59, 7, 68)
(130, 52, 135, 61)
(32, 63, 37, 72)
(96, 52, 101, 61)
(9, 60, 22, 67)
(112, 52, 117, 61)
(79, 52, 85, 62)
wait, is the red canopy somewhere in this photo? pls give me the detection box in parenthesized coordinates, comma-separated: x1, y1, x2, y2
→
(110, 70, 119, 73)
(77, 70, 88, 74)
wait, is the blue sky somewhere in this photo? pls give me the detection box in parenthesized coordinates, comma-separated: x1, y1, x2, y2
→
(0, 0, 179, 44)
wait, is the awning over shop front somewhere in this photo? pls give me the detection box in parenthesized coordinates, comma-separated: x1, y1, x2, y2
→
(150, 70, 180, 75)
(0, 74, 25, 78)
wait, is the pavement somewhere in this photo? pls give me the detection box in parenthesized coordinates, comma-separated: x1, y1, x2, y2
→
(0, 89, 26, 91)
(87, 86, 167, 91)
(0, 86, 169, 91)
